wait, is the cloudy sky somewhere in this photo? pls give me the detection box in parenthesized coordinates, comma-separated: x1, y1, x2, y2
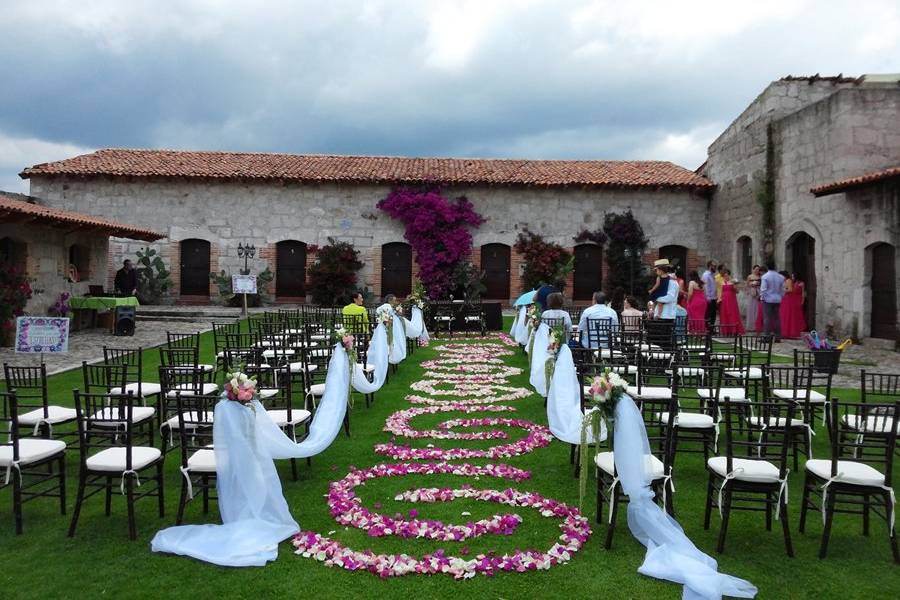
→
(1, 0, 897, 192)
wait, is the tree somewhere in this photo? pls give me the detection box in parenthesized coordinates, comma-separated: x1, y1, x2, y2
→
(602, 210, 651, 297)
(307, 237, 364, 306)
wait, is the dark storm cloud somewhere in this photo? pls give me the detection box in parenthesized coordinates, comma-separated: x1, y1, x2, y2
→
(0, 0, 897, 192)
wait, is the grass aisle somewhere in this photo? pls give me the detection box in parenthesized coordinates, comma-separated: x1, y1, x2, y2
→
(1, 328, 898, 599)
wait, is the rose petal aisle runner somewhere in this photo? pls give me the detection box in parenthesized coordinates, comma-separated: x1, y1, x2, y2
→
(292, 333, 591, 578)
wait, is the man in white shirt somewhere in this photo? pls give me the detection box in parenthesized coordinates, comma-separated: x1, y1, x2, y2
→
(759, 262, 785, 341)
(579, 291, 618, 348)
(647, 265, 679, 350)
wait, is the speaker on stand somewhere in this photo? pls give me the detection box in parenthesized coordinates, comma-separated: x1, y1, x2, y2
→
(114, 306, 136, 336)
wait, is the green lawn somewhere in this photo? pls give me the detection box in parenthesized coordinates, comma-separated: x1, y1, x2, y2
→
(1, 322, 897, 599)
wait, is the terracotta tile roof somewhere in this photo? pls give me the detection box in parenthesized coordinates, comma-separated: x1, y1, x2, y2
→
(0, 193, 165, 241)
(19, 148, 714, 192)
(811, 166, 900, 197)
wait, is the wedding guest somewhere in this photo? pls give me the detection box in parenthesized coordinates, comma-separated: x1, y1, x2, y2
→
(541, 292, 573, 339)
(621, 296, 644, 331)
(715, 264, 726, 304)
(702, 261, 718, 328)
(686, 270, 707, 333)
(718, 270, 744, 335)
(755, 265, 766, 332)
(780, 273, 807, 338)
(745, 265, 761, 331)
(759, 261, 785, 341)
(114, 259, 137, 296)
(645, 264, 679, 350)
(579, 291, 618, 349)
(342, 291, 369, 333)
(535, 282, 559, 312)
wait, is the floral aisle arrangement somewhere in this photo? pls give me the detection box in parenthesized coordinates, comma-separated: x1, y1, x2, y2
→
(47, 292, 71, 317)
(579, 369, 628, 501)
(224, 370, 258, 408)
(0, 262, 34, 346)
(292, 335, 590, 577)
(333, 327, 357, 406)
(543, 325, 566, 386)
(407, 280, 428, 310)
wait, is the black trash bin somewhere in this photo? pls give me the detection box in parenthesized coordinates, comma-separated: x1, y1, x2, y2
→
(812, 349, 842, 374)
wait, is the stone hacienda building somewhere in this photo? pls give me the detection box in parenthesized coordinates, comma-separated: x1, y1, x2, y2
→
(8, 75, 900, 340)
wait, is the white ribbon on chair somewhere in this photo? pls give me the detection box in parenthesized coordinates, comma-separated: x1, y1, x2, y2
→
(528, 323, 551, 396)
(510, 306, 525, 338)
(151, 344, 352, 567)
(515, 311, 531, 346)
(613, 394, 758, 599)
(351, 322, 389, 394)
(546, 345, 607, 444)
(388, 313, 407, 365)
(403, 306, 430, 343)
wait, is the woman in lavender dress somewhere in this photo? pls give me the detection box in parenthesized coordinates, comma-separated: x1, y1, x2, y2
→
(745, 265, 760, 331)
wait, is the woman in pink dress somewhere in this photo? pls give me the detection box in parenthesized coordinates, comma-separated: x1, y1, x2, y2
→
(780, 273, 807, 338)
(718, 270, 745, 335)
(686, 270, 707, 333)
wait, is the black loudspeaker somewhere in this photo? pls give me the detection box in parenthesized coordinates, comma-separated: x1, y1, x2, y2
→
(483, 302, 503, 331)
(114, 306, 136, 336)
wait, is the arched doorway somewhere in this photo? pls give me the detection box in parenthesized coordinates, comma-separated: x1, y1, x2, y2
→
(870, 242, 897, 339)
(573, 244, 603, 301)
(786, 232, 816, 329)
(276, 240, 307, 298)
(658, 245, 688, 278)
(481, 243, 510, 300)
(381, 242, 412, 297)
(0, 237, 27, 271)
(179, 239, 210, 296)
(736, 236, 753, 279)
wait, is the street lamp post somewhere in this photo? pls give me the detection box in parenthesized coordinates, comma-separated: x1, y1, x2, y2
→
(237, 243, 256, 316)
(624, 247, 634, 296)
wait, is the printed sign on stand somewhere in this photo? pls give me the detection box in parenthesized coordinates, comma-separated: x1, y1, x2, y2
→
(232, 274, 257, 295)
(15, 317, 70, 353)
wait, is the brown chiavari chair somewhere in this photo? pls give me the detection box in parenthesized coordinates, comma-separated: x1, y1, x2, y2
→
(158, 365, 218, 452)
(667, 365, 723, 466)
(0, 390, 66, 534)
(82, 362, 155, 446)
(68, 390, 165, 540)
(174, 392, 218, 524)
(799, 398, 898, 563)
(2, 363, 76, 440)
(762, 365, 816, 469)
(103, 346, 162, 407)
(211, 320, 241, 372)
(704, 397, 795, 555)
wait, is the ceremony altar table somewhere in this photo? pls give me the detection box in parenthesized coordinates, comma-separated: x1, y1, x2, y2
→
(69, 296, 140, 331)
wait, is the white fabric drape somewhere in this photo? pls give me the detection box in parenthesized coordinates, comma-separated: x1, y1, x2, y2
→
(388, 313, 407, 365)
(150, 344, 352, 566)
(403, 306, 430, 342)
(528, 323, 550, 396)
(351, 322, 389, 394)
(613, 394, 758, 599)
(510, 306, 525, 338)
(516, 315, 532, 346)
(546, 345, 607, 444)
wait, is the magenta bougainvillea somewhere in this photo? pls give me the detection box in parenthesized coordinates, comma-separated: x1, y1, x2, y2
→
(377, 187, 484, 298)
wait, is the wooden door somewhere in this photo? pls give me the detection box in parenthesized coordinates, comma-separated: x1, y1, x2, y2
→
(179, 239, 210, 296)
(276, 240, 307, 297)
(659, 245, 688, 279)
(481, 244, 510, 300)
(871, 243, 897, 339)
(573, 244, 603, 301)
(381, 242, 412, 297)
(789, 232, 816, 329)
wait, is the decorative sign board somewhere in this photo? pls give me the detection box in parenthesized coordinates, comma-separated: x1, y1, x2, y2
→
(15, 317, 70, 353)
(232, 274, 258, 295)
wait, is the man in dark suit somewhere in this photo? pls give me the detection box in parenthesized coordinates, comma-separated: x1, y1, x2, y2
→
(114, 259, 138, 296)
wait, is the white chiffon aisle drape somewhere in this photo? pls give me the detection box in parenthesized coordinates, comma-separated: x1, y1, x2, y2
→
(515, 309, 531, 346)
(402, 306, 430, 343)
(150, 344, 355, 567)
(613, 395, 758, 600)
(510, 306, 525, 338)
(388, 313, 407, 365)
(546, 345, 606, 444)
(351, 322, 389, 394)
(528, 323, 550, 396)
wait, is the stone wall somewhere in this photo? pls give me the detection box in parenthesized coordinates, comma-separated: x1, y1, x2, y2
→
(771, 86, 900, 337)
(28, 177, 711, 304)
(0, 222, 108, 315)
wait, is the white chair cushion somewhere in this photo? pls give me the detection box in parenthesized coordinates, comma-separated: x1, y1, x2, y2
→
(258, 388, 279, 399)
(842, 414, 899, 434)
(594, 451, 665, 478)
(663, 411, 715, 428)
(707, 457, 780, 482)
(166, 383, 219, 397)
(216, 351, 226, 358)
(17, 405, 76, 426)
(310, 334, 327, 341)
(262, 349, 296, 358)
(86, 446, 162, 472)
(268, 409, 312, 426)
(289, 361, 308, 373)
(436, 316, 452, 321)
(675, 367, 705, 377)
(724, 367, 763, 380)
(626, 385, 672, 400)
(642, 351, 674, 361)
(610, 364, 638, 375)
(465, 316, 481, 321)
(309, 383, 326, 396)
(773, 389, 826, 403)
(92, 406, 156, 426)
(805, 459, 885, 487)
(164, 411, 214, 429)
(186, 448, 216, 472)
(0, 438, 66, 467)
(110, 382, 162, 397)
(747, 416, 806, 429)
(697, 387, 747, 401)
